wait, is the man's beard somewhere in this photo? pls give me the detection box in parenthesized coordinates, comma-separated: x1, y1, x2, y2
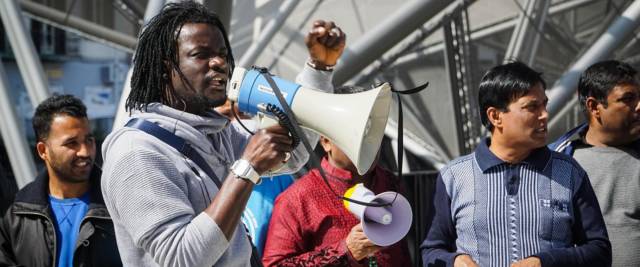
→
(182, 93, 227, 115)
(48, 152, 92, 184)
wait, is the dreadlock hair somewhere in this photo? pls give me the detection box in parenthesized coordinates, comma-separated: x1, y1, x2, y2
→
(126, 0, 235, 112)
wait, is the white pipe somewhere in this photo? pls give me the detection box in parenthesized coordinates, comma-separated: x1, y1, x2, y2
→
(0, 62, 37, 188)
(238, 0, 300, 67)
(547, 0, 640, 118)
(0, 0, 50, 104)
(385, 120, 447, 170)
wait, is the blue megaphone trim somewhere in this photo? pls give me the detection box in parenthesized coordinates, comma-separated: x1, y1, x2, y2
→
(237, 68, 301, 115)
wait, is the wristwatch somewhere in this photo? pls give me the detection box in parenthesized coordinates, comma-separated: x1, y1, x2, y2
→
(230, 159, 261, 184)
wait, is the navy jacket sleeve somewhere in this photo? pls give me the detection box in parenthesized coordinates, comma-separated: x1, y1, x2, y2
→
(534, 173, 612, 267)
(421, 174, 460, 267)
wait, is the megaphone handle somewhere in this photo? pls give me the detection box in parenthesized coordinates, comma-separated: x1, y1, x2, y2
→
(263, 103, 300, 148)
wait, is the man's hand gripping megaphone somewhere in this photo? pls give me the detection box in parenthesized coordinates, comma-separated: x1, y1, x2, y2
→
(220, 20, 346, 176)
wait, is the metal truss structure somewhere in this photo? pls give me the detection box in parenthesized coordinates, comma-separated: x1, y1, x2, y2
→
(1, 0, 639, 186)
(442, 5, 481, 155)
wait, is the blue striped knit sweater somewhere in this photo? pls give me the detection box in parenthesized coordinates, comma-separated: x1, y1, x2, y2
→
(421, 139, 611, 267)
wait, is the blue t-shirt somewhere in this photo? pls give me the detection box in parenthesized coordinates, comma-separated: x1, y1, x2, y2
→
(242, 175, 294, 255)
(49, 193, 90, 267)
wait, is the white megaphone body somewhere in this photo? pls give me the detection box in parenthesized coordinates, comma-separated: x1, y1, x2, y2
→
(343, 183, 412, 246)
(226, 67, 392, 175)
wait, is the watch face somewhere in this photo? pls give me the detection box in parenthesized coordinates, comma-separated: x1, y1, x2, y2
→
(232, 159, 259, 184)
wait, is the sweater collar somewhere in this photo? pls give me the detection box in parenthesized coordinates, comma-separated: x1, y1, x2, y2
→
(475, 138, 550, 173)
(569, 124, 640, 151)
(320, 157, 354, 182)
(317, 157, 387, 192)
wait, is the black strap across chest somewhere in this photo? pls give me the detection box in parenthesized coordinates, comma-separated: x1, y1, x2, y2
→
(125, 118, 222, 188)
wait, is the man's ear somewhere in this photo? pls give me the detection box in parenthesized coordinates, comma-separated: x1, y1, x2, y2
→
(319, 136, 331, 153)
(487, 107, 502, 130)
(585, 97, 600, 119)
(36, 141, 48, 161)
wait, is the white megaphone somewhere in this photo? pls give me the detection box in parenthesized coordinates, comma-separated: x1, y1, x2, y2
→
(343, 183, 412, 246)
(227, 67, 392, 175)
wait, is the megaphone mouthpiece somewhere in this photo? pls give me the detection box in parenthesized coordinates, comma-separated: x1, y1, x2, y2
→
(364, 206, 392, 225)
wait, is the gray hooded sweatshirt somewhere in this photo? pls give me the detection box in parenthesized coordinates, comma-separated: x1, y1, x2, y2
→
(101, 65, 333, 267)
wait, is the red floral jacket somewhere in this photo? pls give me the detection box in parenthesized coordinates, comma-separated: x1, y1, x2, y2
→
(262, 158, 412, 266)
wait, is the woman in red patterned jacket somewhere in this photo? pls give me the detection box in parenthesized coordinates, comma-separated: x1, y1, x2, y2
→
(262, 134, 412, 267)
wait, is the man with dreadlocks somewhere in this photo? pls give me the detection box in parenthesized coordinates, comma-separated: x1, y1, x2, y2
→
(99, 1, 345, 266)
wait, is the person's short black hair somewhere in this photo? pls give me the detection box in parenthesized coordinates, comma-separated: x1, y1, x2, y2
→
(32, 94, 87, 142)
(126, 0, 235, 112)
(478, 61, 546, 131)
(578, 60, 638, 109)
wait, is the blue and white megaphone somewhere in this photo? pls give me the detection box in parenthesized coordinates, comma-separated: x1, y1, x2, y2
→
(227, 67, 392, 175)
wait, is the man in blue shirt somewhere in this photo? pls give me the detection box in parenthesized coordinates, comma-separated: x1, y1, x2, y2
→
(0, 94, 120, 267)
(242, 174, 294, 254)
(421, 62, 611, 267)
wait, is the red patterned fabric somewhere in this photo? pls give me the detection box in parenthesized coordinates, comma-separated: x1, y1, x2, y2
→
(262, 158, 412, 267)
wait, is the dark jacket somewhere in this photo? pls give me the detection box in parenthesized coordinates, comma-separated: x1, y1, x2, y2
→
(549, 123, 640, 155)
(0, 167, 121, 267)
(548, 123, 589, 155)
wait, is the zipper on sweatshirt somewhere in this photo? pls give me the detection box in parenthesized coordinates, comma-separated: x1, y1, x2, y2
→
(14, 210, 57, 267)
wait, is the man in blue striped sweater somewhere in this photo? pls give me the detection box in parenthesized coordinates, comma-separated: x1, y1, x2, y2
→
(421, 62, 611, 267)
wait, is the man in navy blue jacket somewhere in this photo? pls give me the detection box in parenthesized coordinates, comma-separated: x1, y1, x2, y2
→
(549, 60, 640, 267)
(422, 62, 611, 267)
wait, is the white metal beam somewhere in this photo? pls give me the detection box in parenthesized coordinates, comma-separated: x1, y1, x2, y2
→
(547, 0, 640, 120)
(20, 0, 138, 53)
(385, 120, 447, 170)
(503, 0, 536, 62)
(391, 0, 597, 68)
(238, 0, 300, 68)
(113, 0, 165, 129)
(0, 0, 50, 104)
(333, 0, 451, 85)
(0, 61, 37, 188)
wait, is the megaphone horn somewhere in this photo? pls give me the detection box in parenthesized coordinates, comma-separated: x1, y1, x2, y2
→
(227, 67, 392, 175)
(343, 183, 412, 247)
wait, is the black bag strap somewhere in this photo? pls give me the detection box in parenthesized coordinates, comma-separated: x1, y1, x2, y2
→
(125, 118, 222, 188)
